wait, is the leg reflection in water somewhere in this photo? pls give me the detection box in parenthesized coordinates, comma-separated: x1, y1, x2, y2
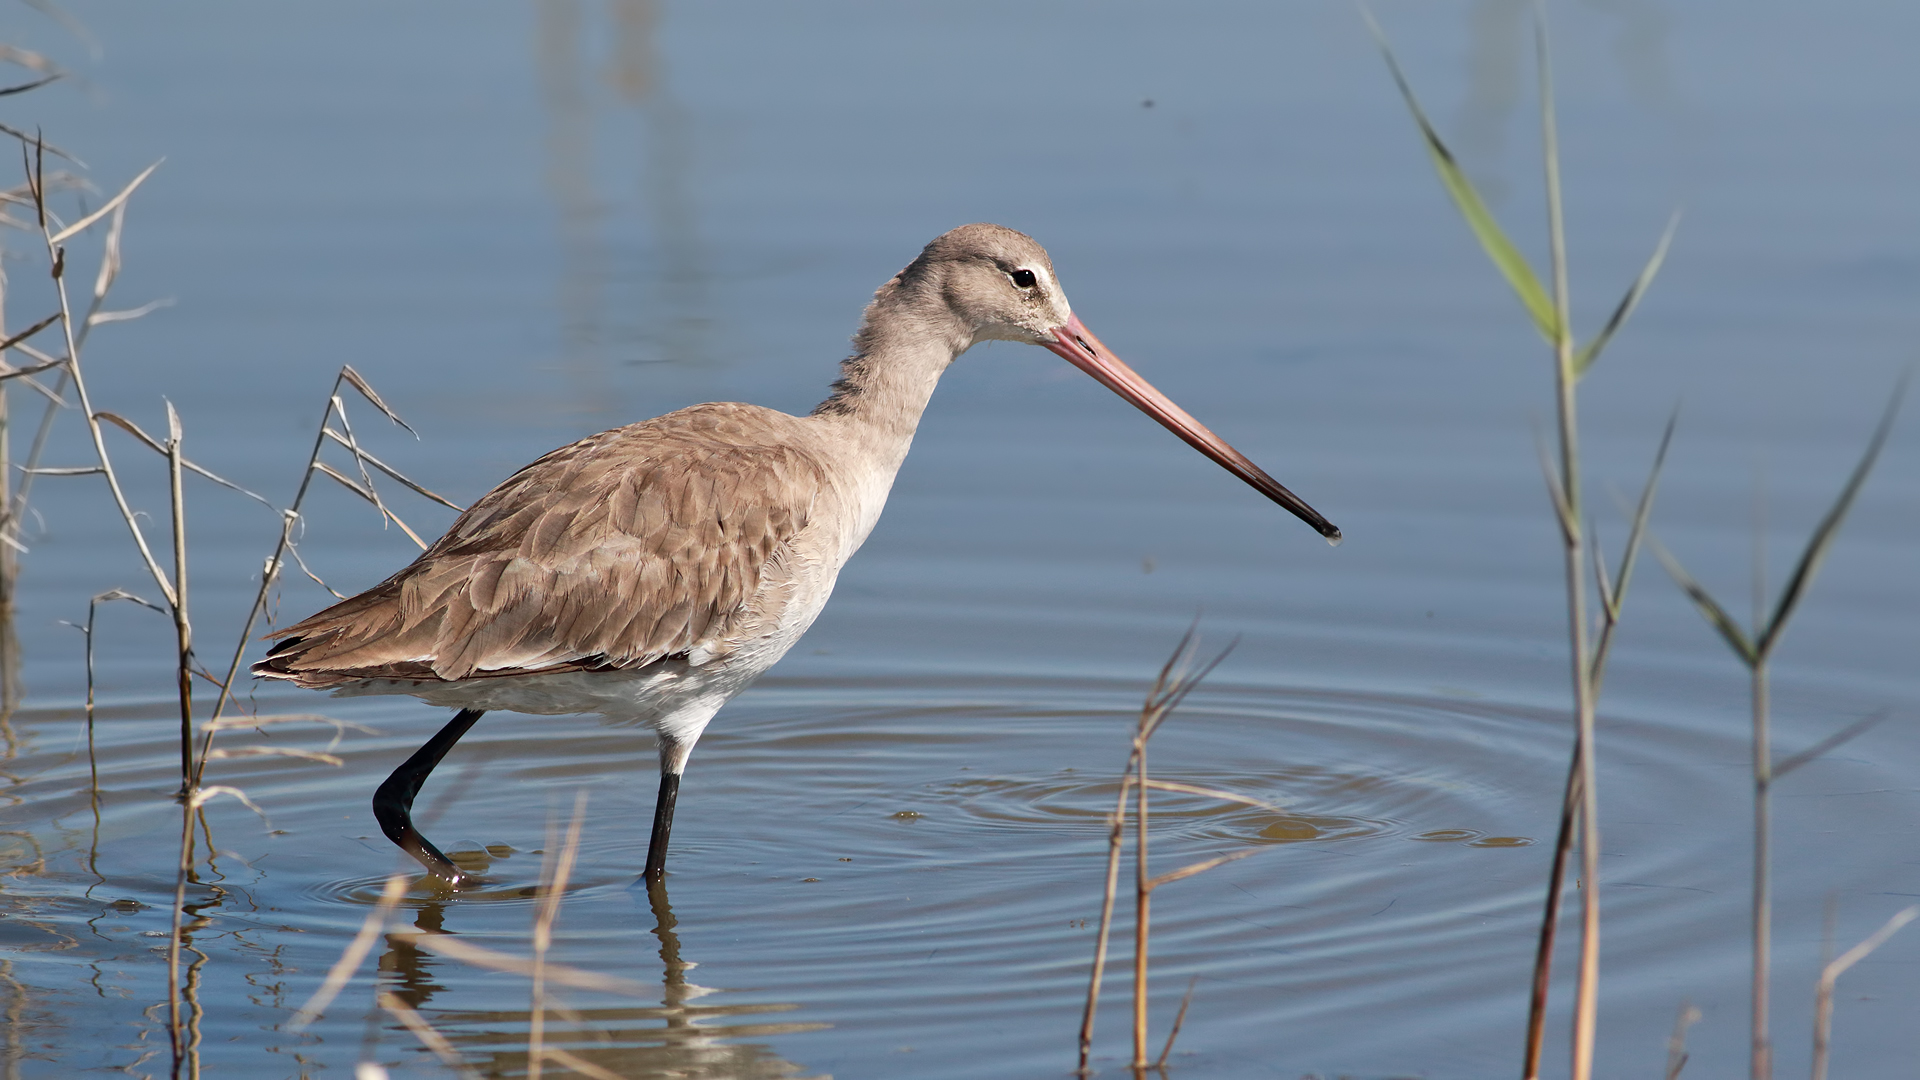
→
(371, 879, 825, 1078)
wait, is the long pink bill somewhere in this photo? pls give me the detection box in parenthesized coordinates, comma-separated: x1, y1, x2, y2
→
(1044, 314, 1341, 545)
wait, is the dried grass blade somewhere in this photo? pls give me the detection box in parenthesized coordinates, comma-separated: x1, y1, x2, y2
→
(389, 933, 653, 997)
(0, 122, 80, 164)
(0, 357, 64, 382)
(285, 534, 347, 598)
(0, 310, 61, 352)
(1361, 7, 1557, 342)
(289, 873, 409, 1029)
(1141, 779, 1281, 814)
(1573, 213, 1679, 377)
(93, 409, 276, 507)
(341, 364, 417, 435)
(1154, 977, 1198, 1070)
(188, 784, 270, 825)
(376, 992, 480, 1079)
(48, 160, 159, 244)
(538, 1048, 624, 1080)
(312, 460, 379, 504)
(322, 428, 462, 510)
(1142, 638, 1234, 741)
(1144, 847, 1260, 891)
(327, 397, 430, 547)
(21, 465, 100, 476)
(93, 409, 166, 454)
(0, 74, 60, 97)
(1759, 376, 1907, 657)
(204, 747, 344, 766)
(1774, 709, 1891, 781)
(88, 297, 173, 326)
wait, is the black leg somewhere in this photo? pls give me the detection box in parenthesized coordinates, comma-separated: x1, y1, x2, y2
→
(373, 708, 485, 884)
(643, 770, 680, 882)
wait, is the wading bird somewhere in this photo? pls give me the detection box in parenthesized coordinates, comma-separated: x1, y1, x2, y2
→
(254, 224, 1339, 886)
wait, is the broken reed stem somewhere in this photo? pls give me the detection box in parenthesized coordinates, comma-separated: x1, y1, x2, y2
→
(1132, 721, 1151, 1071)
(1811, 906, 1917, 1080)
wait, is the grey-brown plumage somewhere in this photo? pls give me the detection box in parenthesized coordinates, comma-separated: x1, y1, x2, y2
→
(257, 404, 836, 687)
(253, 222, 1337, 887)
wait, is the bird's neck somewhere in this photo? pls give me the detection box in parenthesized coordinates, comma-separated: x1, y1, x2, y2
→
(809, 286, 969, 473)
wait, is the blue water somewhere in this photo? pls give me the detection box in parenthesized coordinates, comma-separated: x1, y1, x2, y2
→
(2, 2, 1918, 1077)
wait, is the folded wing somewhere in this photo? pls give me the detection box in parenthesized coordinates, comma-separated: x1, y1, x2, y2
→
(254, 404, 830, 689)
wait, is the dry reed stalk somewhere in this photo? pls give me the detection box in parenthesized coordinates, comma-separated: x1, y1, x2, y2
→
(385, 932, 652, 996)
(528, 791, 589, 1080)
(287, 871, 412, 1030)
(1132, 711, 1150, 1069)
(1154, 976, 1198, 1070)
(375, 991, 480, 1079)
(199, 366, 456, 785)
(1076, 765, 1133, 1075)
(163, 784, 265, 1076)
(26, 142, 175, 610)
(537, 1047, 625, 1080)
(166, 403, 194, 795)
(1663, 1003, 1701, 1080)
(1077, 630, 1250, 1074)
(1810, 906, 1916, 1080)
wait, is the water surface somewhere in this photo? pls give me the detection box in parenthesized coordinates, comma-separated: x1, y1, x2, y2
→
(3, 2, 1919, 1077)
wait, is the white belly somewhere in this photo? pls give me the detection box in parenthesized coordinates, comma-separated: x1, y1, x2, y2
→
(331, 544, 845, 750)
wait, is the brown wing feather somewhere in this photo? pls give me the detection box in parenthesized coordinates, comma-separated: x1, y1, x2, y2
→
(254, 403, 830, 689)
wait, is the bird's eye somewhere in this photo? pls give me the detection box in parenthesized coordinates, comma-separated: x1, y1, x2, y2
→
(1010, 269, 1037, 289)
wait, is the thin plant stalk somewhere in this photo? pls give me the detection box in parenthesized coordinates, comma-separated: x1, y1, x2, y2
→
(1076, 765, 1135, 1073)
(199, 367, 453, 785)
(1656, 379, 1905, 1080)
(1750, 663, 1770, 1079)
(528, 791, 588, 1080)
(1664, 1004, 1701, 1080)
(164, 782, 194, 1071)
(1132, 722, 1150, 1070)
(167, 405, 194, 795)
(1076, 631, 1239, 1073)
(1363, 12, 1679, 1077)
(1155, 977, 1198, 1070)
(1811, 906, 1917, 1080)
(28, 143, 177, 610)
(1523, 415, 1675, 1075)
(1532, 27, 1602, 1080)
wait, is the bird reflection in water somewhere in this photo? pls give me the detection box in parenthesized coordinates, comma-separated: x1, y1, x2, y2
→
(376, 882, 825, 1079)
